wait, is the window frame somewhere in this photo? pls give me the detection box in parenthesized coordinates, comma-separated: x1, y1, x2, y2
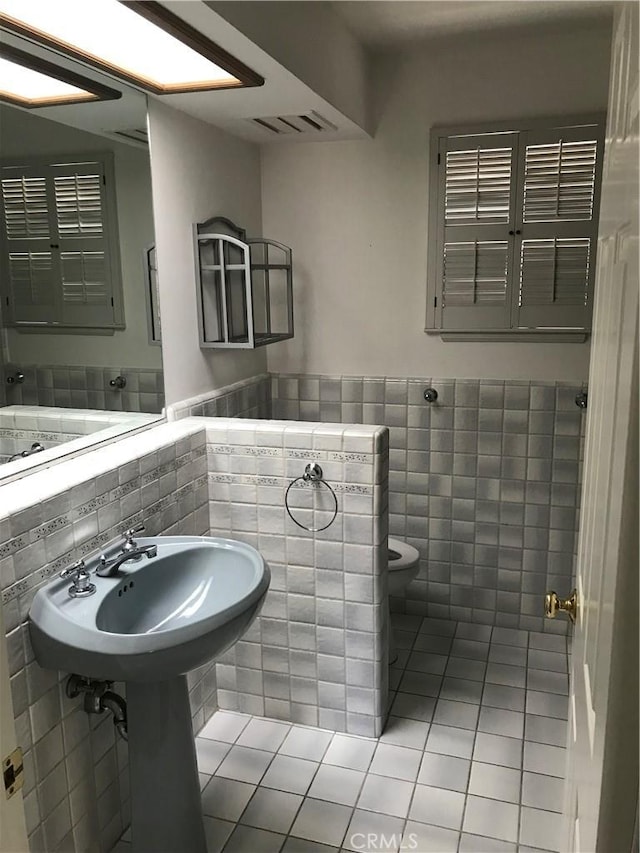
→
(425, 114, 606, 341)
(0, 150, 125, 332)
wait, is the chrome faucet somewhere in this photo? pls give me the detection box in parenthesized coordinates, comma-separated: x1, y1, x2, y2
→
(61, 559, 97, 598)
(121, 523, 145, 553)
(96, 544, 157, 578)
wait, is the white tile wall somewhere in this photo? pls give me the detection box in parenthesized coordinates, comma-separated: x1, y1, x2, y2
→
(1, 421, 211, 853)
(205, 419, 389, 738)
(271, 374, 586, 634)
(1, 414, 392, 851)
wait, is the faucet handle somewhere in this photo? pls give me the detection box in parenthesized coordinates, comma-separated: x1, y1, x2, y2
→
(122, 522, 144, 553)
(61, 560, 96, 598)
(60, 559, 85, 579)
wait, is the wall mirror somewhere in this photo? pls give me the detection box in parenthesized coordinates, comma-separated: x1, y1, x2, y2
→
(0, 56, 164, 482)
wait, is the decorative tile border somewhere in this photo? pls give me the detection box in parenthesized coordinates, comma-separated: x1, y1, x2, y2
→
(206, 471, 374, 496)
(0, 429, 83, 441)
(1, 469, 206, 606)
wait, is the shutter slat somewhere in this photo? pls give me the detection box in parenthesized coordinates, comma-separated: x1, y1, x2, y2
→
(443, 241, 509, 305)
(523, 140, 597, 222)
(519, 238, 591, 306)
(445, 147, 512, 223)
(1, 176, 50, 239)
(54, 173, 104, 237)
(8, 251, 55, 312)
(60, 251, 108, 304)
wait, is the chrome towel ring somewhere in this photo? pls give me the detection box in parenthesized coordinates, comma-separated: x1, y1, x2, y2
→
(285, 463, 338, 532)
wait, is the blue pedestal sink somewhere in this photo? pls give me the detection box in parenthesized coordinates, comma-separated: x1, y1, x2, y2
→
(29, 535, 270, 853)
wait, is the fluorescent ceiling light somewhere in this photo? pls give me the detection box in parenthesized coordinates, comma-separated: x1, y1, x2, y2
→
(0, 0, 263, 94)
(0, 57, 94, 104)
(0, 44, 121, 107)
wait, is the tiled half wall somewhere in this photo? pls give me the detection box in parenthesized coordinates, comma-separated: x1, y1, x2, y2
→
(0, 416, 389, 852)
(270, 375, 586, 635)
(1, 423, 211, 853)
(205, 419, 389, 739)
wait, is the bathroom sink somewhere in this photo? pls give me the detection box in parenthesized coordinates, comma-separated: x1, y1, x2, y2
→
(29, 535, 270, 682)
(30, 534, 270, 853)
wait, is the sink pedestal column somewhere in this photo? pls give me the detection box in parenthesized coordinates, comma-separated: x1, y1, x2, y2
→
(127, 676, 206, 853)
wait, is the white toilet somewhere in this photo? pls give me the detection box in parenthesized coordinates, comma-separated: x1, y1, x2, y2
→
(387, 537, 420, 664)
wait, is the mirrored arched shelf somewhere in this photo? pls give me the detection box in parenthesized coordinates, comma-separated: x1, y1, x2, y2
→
(194, 216, 293, 348)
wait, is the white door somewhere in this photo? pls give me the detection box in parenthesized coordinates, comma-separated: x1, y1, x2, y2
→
(0, 606, 29, 853)
(563, 3, 639, 851)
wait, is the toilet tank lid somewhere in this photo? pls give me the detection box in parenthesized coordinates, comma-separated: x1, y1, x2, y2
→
(388, 538, 420, 570)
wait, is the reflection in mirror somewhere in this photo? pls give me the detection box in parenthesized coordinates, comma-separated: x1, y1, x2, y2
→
(0, 90, 164, 480)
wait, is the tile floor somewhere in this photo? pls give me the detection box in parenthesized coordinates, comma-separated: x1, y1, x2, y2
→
(115, 616, 569, 853)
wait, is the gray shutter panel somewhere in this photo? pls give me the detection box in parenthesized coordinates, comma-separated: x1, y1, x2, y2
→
(1, 173, 50, 239)
(437, 133, 517, 331)
(522, 139, 598, 222)
(52, 162, 115, 327)
(0, 159, 118, 328)
(518, 238, 592, 328)
(0, 166, 60, 324)
(513, 125, 603, 331)
(7, 251, 57, 323)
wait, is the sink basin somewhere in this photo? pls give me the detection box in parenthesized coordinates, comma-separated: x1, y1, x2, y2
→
(30, 534, 270, 853)
(29, 535, 270, 682)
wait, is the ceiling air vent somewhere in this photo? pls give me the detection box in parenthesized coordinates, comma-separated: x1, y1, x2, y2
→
(112, 127, 149, 145)
(248, 111, 338, 136)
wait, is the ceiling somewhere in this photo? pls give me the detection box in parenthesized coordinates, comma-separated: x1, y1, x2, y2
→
(0, 30, 149, 144)
(0, 2, 371, 145)
(0, 0, 613, 146)
(332, 0, 614, 46)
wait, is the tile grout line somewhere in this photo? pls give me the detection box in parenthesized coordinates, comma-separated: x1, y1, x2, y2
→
(122, 619, 569, 853)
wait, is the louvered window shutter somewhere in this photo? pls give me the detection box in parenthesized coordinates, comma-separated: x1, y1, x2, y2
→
(0, 157, 118, 329)
(52, 162, 114, 327)
(436, 133, 517, 331)
(429, 119, 603, 338)
(0, 166, 59, 323)
(512, 126, 602, 330)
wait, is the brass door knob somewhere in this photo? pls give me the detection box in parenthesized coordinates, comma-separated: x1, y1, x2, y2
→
(545, 590, 578, 622)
